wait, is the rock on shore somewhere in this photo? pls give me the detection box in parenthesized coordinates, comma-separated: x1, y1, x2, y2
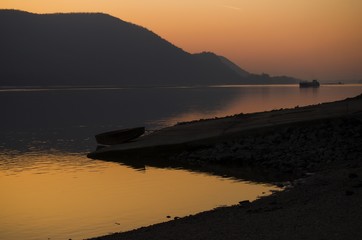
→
(171, 117, 362, 178)
(89, 95, 362, 240)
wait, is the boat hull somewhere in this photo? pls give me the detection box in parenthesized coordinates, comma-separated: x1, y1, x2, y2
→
(95, 127, 145, 145)
(299, 80, 320, 88)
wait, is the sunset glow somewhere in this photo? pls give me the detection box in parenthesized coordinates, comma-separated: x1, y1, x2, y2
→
(0, 152, 278, 239)
(1, 0, 361, 81)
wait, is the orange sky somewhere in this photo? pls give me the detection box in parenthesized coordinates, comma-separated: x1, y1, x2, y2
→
(1, 0, 361, 81)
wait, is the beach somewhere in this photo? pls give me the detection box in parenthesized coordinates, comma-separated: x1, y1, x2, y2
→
(89, 94, 362, 240)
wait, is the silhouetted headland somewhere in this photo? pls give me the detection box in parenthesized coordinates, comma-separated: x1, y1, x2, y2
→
(89, 94, 362, 240)
(88, 93, 362, 166)
(0, 10, 298, 87)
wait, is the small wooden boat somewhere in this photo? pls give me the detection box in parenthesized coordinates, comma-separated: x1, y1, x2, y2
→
(95, 127, 145, 145)
(299, 80, 320, 88)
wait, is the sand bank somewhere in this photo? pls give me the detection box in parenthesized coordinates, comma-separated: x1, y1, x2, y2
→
(89, 94, 362, 240)
(88, 94, 362, 160)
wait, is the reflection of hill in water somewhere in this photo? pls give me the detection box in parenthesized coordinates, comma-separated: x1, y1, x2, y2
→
(1, 87, 362, 183)
(1, 85, 362, 153)
(0, 87, 240, 151)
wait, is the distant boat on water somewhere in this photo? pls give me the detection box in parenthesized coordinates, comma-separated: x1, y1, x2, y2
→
(299, 80, 320, 88)
(95, 127, 145, 145)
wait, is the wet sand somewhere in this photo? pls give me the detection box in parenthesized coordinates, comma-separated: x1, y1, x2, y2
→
(89, 94, 362, 240)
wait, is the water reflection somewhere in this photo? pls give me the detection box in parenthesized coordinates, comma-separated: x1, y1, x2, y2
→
(0, 150, 99, 175)
(0, 85, 361, 152)
(163, 85, 362, 125)
(1, 85, 362, 239)
(0, 151, 279, 240)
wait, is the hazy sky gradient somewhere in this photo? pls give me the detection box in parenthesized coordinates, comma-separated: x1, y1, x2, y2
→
(1, 0, 361, 81)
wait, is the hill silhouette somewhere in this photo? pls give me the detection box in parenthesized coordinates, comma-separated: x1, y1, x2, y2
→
(0, 10, 298, 86)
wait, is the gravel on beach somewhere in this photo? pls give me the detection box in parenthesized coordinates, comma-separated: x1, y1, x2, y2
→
(90, 96, 362, 240)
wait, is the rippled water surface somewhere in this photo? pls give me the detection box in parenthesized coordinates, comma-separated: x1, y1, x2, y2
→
(0, 151, 279, 240)
(1, 84, 361, 239)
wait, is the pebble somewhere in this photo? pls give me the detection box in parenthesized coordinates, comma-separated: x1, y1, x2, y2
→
(239, 200, 251, 208)
(172, 118, 362, 178)
(348, 173, 359, 179)
(345, 190, 355, 196)
(352, 182, 362, 188)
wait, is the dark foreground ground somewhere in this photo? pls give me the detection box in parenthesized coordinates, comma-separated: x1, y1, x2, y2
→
(90, 95, 362, 240)
(92, 165, 362, 240)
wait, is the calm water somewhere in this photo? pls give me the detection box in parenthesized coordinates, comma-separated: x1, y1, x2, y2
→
(1, 84, 361, 240)
(0, 151, 278, 240)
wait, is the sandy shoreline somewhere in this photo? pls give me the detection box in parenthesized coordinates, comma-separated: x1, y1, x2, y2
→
(88, 93, 362, 160)
(89, 94, 362, 240)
